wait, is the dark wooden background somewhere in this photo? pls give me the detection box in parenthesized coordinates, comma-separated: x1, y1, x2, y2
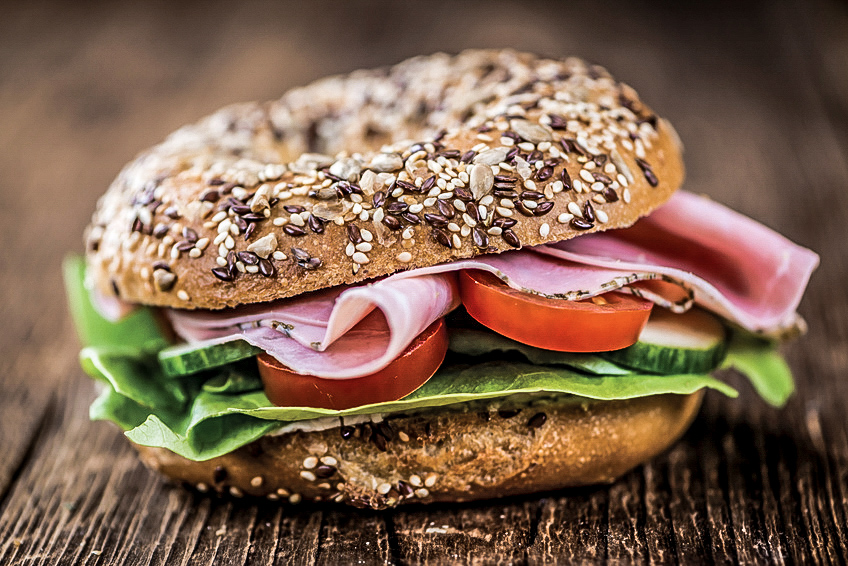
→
(1, 0, 846, 563)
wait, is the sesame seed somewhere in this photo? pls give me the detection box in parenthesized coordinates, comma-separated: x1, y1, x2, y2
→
(591, 182, 605, 192)
(460, 225, 471, 237)
(355, 242, 372, 252)
(196, 483, 209, 493)
(487, 226, 503, 236)
(177, 290, 190, 301)
(300, 471, 317, 482)
(377, 482, 393, 495)
(251, 476, 264, 487)
(496, 206, 514, 217)
(289, 494, 302, 504)
(623, 188, 632, 203)
(402, 227, 414, 239)
(189, 248, 201, 258)
(303, 457, 318, 469)
(424, 474, 438, 487)
(273, 251, 286, 260)
(216, 257, 227, 267)
(273, 217, 286, 226)
(245, 264, 257, 274)
(573, 180, 583, 193)
(539, 223, 551, 237)
(568, 202, 583, 217)
(397, 251, 412, 263)
(558, 213, 574, 224)
(415, 488, 430, 499)
(398, 431, 410, 442)
(452, 234, 462, 248)
(409, 475, 423, 487)
(352, 252, 369, 264)
(345, 242, 355, 256)
(230, 486, 244, 497)
(423, 197, 437, 207)
(360, 228, 373, 242)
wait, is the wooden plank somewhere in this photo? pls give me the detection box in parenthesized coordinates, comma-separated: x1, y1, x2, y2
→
(528, 490, 607, 564)
(316, 510, 391, 566)
(640, 459, 678, 565)
(393, 501, 536, 565)
(604, 471, 647, 564)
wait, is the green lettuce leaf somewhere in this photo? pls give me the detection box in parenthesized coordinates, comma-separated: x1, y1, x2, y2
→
(84, 341, 738, 460)
(63, 255, 169, 352)
(722, 331, 794, 407)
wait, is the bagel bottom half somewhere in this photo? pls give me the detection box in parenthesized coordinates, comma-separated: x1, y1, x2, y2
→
(134, 391, 703, 509)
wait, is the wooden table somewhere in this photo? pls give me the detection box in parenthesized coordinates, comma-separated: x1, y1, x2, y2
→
(1, 0, 846, 563)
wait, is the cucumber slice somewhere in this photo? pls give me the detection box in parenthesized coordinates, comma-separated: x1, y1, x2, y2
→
(601, 308, 727, 374)
(158, 337, 262, 377)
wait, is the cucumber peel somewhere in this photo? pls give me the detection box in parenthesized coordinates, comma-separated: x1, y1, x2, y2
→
(158, 338, 262, 377)
(601, 308, 728, 374)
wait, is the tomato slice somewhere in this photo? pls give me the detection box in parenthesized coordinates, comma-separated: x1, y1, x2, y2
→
(258, 318, 448, 410)
(458, 270, 653, 352)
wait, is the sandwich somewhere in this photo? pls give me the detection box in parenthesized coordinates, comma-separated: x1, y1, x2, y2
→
(65, 50, 818, 508)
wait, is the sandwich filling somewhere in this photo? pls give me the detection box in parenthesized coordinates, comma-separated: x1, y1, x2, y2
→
(66, 191, 818, 461)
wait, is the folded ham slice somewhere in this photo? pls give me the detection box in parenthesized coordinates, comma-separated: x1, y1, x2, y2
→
(541, 191, 820, 333)
(167, 191, 818, 378)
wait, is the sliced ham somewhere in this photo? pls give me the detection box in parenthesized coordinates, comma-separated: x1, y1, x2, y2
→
(90, 286, 137, 322)
(168, 273, 459, 379)
(540, 191, 819, 333)
(166, 191, 818, 378)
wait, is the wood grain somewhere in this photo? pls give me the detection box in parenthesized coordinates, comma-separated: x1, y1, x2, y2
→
(0, 0, 846, 564)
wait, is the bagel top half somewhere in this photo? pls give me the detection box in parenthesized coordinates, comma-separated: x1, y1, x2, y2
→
(85, 49, 684, 310)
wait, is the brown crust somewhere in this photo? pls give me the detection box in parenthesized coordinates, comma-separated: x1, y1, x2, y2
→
(85, 49, 684, 309)
(134, 392, 702, 509)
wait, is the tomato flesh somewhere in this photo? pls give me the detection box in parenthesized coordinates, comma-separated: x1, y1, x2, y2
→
(458, 270, 652, 352)
(258, 318, 448, 410)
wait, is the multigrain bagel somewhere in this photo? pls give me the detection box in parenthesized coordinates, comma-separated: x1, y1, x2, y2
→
(136, 392, 703, 508)
(84, 49, 684, 309)
(72, 50, 724, 510)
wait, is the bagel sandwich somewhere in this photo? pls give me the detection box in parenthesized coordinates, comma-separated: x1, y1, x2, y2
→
(66, 50, 818, 508)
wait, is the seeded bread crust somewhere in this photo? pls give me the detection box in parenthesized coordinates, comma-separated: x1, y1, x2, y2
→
(134, 392, 702, 509)
(85, 49, 684, 309)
